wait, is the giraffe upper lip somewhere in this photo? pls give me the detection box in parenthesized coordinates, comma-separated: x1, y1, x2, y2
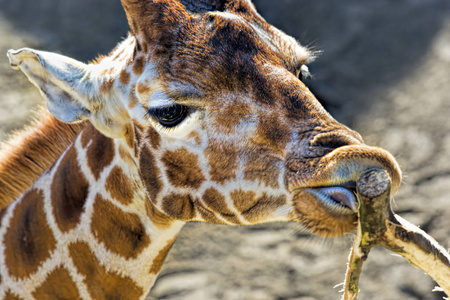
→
(306, 181, 358, 213)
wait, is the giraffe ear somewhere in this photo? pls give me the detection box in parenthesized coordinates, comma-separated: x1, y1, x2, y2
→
(7, 48, 93, 123)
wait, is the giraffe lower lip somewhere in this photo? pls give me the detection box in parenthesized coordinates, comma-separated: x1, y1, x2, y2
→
(307, 186, 357, 213)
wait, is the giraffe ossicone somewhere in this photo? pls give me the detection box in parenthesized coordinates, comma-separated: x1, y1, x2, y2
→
(1, 0, 402, 299)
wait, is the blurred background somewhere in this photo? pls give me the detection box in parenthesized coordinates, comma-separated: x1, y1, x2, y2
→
(1, 0, 450, 299)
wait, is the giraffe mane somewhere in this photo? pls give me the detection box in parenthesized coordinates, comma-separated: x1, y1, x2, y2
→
(0, 107, 86, 209)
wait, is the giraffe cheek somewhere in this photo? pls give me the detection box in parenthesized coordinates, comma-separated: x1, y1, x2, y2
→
(205, 143, 238, 184)
(162, 148, 205, 189)
(251, 113, 290, 153)
(243, 153, 281, 189)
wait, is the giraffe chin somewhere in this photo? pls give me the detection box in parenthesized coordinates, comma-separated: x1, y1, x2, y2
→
(292, 188, 358, 238)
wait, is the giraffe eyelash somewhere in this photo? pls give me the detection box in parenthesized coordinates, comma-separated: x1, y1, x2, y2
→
(144, 104, 192, 129)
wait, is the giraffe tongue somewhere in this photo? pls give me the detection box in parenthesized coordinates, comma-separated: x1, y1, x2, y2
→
(319, 187, 357, 212)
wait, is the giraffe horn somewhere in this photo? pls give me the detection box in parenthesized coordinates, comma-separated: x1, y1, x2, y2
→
(120, 0, 249, 37)
(121, 0, 189, 41)
(120, 0, 256, 48)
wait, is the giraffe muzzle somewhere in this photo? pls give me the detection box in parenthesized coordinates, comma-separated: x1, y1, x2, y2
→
(288, 144, 401, 236)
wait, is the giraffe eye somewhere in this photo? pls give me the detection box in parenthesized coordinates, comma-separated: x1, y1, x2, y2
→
(150, 104, 190, 127)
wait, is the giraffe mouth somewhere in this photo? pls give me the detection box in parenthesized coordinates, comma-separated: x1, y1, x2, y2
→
(306, 182, 357, 214)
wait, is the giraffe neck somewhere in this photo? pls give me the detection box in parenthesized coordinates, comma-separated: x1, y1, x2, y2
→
(0, 123, 184, 300)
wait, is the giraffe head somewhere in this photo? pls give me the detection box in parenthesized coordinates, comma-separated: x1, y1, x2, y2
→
(7, 0, 401, 237)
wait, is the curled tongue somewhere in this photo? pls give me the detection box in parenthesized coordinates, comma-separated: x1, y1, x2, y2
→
(319, 187, 357, 212)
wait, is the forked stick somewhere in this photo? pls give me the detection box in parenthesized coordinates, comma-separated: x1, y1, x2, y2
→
(343, 168, 450, 300)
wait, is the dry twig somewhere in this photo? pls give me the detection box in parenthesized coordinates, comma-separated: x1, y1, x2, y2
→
(343, 168, 450, 299)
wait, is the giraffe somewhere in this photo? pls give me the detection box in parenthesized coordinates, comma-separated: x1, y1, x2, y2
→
(0, 0, 402, 299)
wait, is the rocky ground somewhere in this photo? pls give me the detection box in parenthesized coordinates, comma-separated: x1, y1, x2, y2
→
(0, 0, 449, 299)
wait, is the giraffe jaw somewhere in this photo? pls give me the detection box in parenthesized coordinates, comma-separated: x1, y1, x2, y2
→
(290, 181, 359, 237)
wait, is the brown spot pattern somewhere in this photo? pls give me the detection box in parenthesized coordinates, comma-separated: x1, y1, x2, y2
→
(162, 193, 195, 221)
(187, 131, 202, 145)
(119, 145, 135, 166)
(69, 242, 143, 299)
(51, 145, 89, 233)
(83, 124, 115, 180)
(122, 123, 135, 149)
(99, 67, 114, 76)
(202, 188, 235, 217)
(119, 69, 130, 85)
(4, 189, 56, 278)
(3, 292, 22, 300)
(205, 143, 238, 184)
(100, 78, 115, 94)
(149, 237, 177, 275)
(91, 195, 150, 259)
(0, 208, 6, 226)
(230, 190, 258, 213)
(162, 148, 205, 189)
(80, 129, 91, 148)
(128, 88, 139, 109)
(105, 167, 134, 205)
(232, 191, 287, 223)
(251, 114, 290, 152)
(215, 103, 251, 131)
(243, 153, 281, 188)
(145, 200, 173, 229)
(139, 145, 162, 203)
(137, 83, 151, 94)
(196, 203, 226, 224)
(133, 56, 145, 75)
(146, 127, 161, 150)
(32, 267, 80, 300)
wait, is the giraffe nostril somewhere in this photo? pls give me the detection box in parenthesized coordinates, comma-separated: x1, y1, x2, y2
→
(307, 132, 358, 157)
(312, 136, 349, 150)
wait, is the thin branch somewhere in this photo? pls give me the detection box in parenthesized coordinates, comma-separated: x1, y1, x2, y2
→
(343, 168, 450, 299)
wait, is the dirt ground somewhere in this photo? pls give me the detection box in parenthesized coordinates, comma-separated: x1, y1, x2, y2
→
(0, 1, 449, 299)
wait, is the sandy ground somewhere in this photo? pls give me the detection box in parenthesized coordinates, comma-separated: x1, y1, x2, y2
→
(0, 1, 449, 299)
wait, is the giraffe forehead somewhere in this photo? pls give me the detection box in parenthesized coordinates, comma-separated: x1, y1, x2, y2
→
(141, 12, 309, 98)
(127, 10, 313, 119)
